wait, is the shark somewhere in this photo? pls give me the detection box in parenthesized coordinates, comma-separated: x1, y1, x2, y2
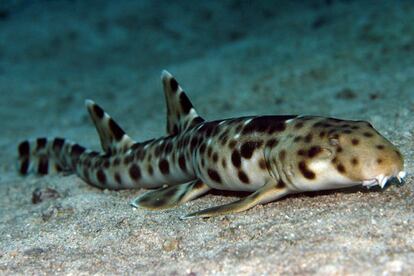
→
(17, 70, 406, 218)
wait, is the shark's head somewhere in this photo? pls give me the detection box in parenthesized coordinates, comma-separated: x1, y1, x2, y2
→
(266, 117, 405, 191)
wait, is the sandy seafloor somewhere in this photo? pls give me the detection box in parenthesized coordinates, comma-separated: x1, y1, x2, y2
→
(1, 0, 414, 274)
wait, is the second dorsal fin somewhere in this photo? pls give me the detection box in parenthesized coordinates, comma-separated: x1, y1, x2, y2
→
(161, 70, 204, 135)
(85, 100, 136, 155)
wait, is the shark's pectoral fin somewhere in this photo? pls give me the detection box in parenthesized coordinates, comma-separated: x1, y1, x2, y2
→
(130, 179, 210, 210)
(181, 180, 289, 219)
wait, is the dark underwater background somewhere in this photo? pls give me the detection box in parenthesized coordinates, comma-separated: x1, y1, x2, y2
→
(0, 0, 413, 274)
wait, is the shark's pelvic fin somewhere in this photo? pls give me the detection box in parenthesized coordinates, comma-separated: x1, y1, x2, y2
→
(130, 179, 210, 210)
(161, 70, 205, 135)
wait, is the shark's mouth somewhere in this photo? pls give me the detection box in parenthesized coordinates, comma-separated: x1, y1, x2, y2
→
(362, 171, 407, 188)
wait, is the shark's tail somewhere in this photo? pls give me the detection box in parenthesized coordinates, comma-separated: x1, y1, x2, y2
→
(17, 137, 92, 176)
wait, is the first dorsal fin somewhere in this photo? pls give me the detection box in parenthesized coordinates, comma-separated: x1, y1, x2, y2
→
(161, 70, 204, 135)
(85, 100, 136, 155)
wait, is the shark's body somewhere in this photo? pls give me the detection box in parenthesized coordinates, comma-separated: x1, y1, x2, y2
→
(18, 71, 406, 218)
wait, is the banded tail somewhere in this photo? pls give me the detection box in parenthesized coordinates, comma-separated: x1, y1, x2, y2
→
(17, 70, 202, 190)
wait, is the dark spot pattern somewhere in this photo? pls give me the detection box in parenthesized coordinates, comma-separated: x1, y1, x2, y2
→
(363, 132, 373, 137)
(298, 161, 316, 180)
(36, 138, 47, 150)
(108, 118, 125, 141)
(52, 138, 65, 152)
(129, 164, 141, 180)
(240, 141, 262, 159)
(18, 158, 28, 174)
(231, 150, 241, 168)
(115, 173, 122, 184)
(71, 144, 86, 158)
(93, 104, 104, 119)
(38, 157, 49, 175)
(241, 116, 294, 135)
(376, 145, 385, 150)
(337, 163, 346, 173)
(238, 170, 250, 184)
(304, 133, 313, 143)
(170, 77, 179, 92)
(180, 93, 193, 114)
(18, 141, 30, 156)
(159, 159, 170, 175)
(351, 138, 359, 145)
(307, 146, 322, 158)
(266, 139, 278, 148)
(351, 158, 359, 166)
(208, 169, 222, 183)
(96, 169, 106, 184)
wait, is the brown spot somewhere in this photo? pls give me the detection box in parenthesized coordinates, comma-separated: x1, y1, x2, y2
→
(377, 158, 383, 164)
(297, 149, 306, 156)
(240, 141, 262, 159)
(207, 169, 222, 183)
(38, 157, 49, 175)
(337, 163, 346, 174)
(298, 161, 316, 180)
(259, 159, 267, 170)
(277, 180, 286, 188)
(307, 146, 322, 158)
(129, 164, 141, 180)
(266, 139, 278, 148)
(351, 126, 359, 130)
(351, 138, 359, 145)
(103, 159, 110, 168)
(180, 92, 193, 114)
(96, 169, 106, 184)
(376, 145, 385, 150)
(351, 158, 359, 166)
(343, 129, 352, 134)
(212, 152, 219, 162)
(114, 173, 122, 184)
(228, 140, 237, 149)
(238, 170, 250, 184)
(363, 132, 374, 137)
(159, 159, 170, 175)
(304, 133, 313, 143)
(52, 138, 65, 152)
(92, 104, 104, 119)
(231, 150, 241, 168)
(123, 154, 134, 165)
(18, 140, 30, 156)
(36, 138, 47, 150)
(108, 118, 125, 141)
(332, 157, 338, 164)
(170, 77, 179, 92)
(337, 146, 343, 153)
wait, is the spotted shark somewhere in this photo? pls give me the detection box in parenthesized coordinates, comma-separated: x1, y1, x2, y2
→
(17, 70, 406, 218)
